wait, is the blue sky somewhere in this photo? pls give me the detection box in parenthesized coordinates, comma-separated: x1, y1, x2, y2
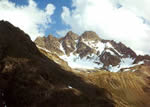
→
(9, 0, 72, 37)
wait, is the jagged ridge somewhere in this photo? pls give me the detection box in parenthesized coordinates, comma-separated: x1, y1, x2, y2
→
(35, 31, 150, 72)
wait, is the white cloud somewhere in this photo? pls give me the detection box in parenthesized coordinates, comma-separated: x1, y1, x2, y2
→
(117, 0, 150, 21)
(60, 0, 150, 55)
(0, 0, 55, 40)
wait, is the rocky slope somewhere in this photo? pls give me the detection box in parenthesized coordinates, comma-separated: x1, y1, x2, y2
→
(35, 31, 150, 72)
(0, 21, 115, 107)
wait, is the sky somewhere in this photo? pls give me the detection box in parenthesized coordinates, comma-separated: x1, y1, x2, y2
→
(0, 0, 150, 55)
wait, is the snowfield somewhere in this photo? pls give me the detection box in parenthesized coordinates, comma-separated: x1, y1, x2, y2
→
(37, 40, 144, 72)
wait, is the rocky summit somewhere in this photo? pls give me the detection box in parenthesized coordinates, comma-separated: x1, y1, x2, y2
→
(35, 30, 150, 72)
(1, 20, 150, 107)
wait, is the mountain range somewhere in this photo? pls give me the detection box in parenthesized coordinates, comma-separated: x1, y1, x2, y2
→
(0, 20, 150, 107)
(35, 31, 150, 72)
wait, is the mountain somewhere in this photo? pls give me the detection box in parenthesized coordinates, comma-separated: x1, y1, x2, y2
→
(1, 20, 150, 107)
(35, 31, 150, 72)
(0, 21, 115, 107)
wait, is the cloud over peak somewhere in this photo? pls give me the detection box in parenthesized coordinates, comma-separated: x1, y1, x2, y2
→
(60, 0, 150, 55)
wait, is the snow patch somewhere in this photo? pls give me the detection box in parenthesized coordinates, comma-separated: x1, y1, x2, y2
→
(95, 42, 105, 54)
(132, 69, 136, 72)
(67, 44, 71, 48)
(82, 39, 105, 55)
(108, 57, 135, 72)
(36, 45, 51, 53)
(82, 40, 123, 57)
(68, 86, 73, 89)
(107, 58, 145, 72)
(105, 49, 116, 56)
(60, 53, 102, 69)
(105, 42, 124, 57)
(137, 61, 144, 65)
(59, 42, 65, 54)
(105, 42, 113, 48)
(75, 40, 78, 43)
(123, 69, 130, 72)
(109, 57, 134, 72)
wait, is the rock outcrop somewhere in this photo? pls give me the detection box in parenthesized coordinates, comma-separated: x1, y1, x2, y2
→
(60, 31, 79, 56)
(35, 35, 64, 55)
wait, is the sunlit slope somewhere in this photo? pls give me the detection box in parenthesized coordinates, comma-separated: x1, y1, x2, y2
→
(77, 66, 150, 107)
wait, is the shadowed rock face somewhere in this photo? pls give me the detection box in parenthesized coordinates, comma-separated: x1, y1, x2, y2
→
(76, 42, 96, 58)
(109, 40, 137, 58)
(0, 20, 115, 107)
(133, 55, 150, 64)
(61, 31, 79, 56)
(100, 51, 121, 67)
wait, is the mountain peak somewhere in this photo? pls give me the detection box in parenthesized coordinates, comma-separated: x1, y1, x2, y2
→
(81, 31, 101, 41)
(35, 34, 64, 56)
(64, 31, 79, 40)
(47, 34, 58, 41)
